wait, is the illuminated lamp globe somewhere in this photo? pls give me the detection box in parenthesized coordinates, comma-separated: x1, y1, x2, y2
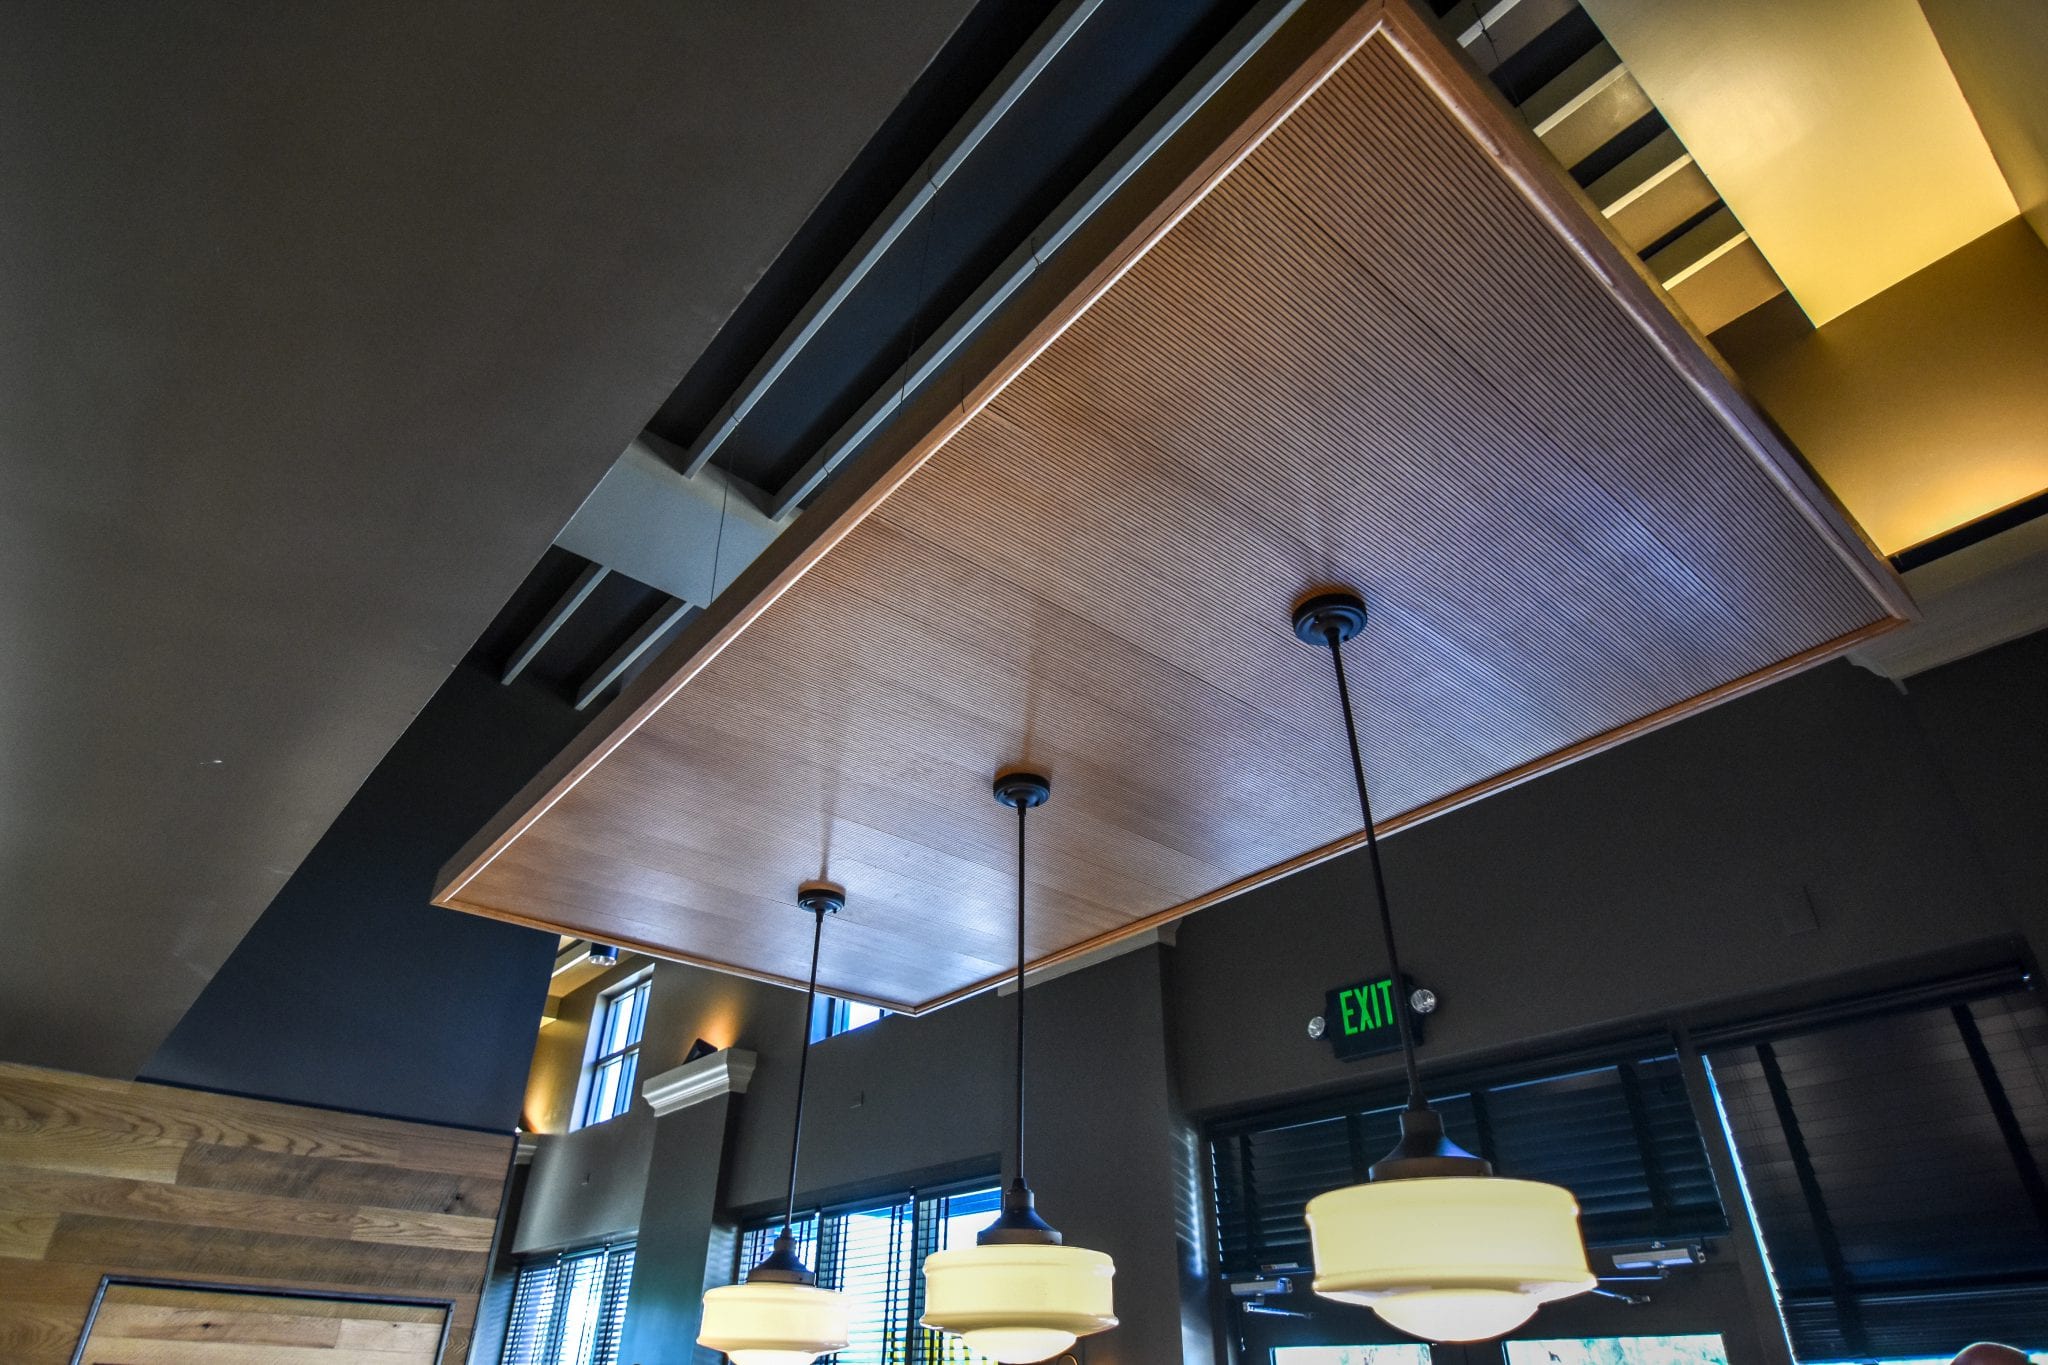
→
(921, 1241, 1116, 1363)
(1306, 1176, 1595, 1342)
(697, 1277, 849, 1365)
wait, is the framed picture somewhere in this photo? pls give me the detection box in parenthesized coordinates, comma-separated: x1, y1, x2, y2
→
(70, 1276, 454, 1365)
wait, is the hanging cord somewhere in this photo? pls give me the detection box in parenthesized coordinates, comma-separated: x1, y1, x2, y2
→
(1323, 625, 1426, 1112)
(1013, 797, 1028, 1182)
(785, 902, 827, 1232)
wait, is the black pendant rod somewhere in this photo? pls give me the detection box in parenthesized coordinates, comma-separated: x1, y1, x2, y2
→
(1013, 796, 1029, 1180)
(1322, 623, 1426, 1111)
(982, 772, 1061, 1244)
(785, 899, 827, 1230)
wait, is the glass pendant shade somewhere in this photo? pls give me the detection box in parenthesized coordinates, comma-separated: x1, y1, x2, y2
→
(1290, 590, 1597, 1344)
(1305, 1176, 1596, 1341)
(697, 1279, 850, 1364)
(698, 885, 850, 1365)
(920, 1243, 1116, 1363)
(920, 771, 1116, 1364)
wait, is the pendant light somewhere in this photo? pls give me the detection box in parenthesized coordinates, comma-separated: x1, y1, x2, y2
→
(698, 883, 853, 1365)
(1293, 590, 1596, 1342)
(921, 772, 1117, 1363)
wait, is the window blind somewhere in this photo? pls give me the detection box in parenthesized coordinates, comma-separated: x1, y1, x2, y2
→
(1705, 983, 2048, 1360)
(501, 1241, 636, 1365)
(502, 1258, 561, 1365)
(594, 1244, 635, 1365)
(918, 1186, 1004, 1365)
(738, 1184, 1001, 1364)
(1210, 1048, 1726, 1280)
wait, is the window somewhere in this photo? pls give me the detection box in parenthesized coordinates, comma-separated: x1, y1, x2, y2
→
(578, 973, 649, 1129)
(501, 1241, 635, 1365)
(1503, 1336, 1730, 1365)
(737, 1182, 1000, 1363)
(811, 993, 890, 1043)
(1210, 1047, 1726, 1283)
(1702, 973, 2048, 1361)
(1272, 1347, 1432, 1365)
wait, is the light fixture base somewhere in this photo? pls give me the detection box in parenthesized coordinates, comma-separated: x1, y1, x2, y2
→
(1369, 1105, 1494, 1181)
(977, 1177, 1064, 1246)
(992, 771, 1051, 809)
(1292, 589, 1369, 646)
(745, 1228, 819, 1285)
(796, 881, 846, 916)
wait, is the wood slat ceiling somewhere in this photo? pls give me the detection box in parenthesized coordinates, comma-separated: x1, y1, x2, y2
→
(435, 0, 1909, 1013)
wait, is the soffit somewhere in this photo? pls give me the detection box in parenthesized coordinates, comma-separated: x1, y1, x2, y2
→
(0, 0, 979, 1074)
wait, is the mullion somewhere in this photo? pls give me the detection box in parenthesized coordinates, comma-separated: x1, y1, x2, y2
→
(1756, 1041, 1867, 1356)
(584, 979, 649, 1127)
(738, 1184, 1001, 1365)
(591, 984, 646, 1069)
(540, 1251, 575, 1365)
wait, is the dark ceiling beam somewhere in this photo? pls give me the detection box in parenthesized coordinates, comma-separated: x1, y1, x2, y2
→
(1441, 0, 1580, 74)
(575, 600, 693, 713)
(763, 0, 1314, 518)
(680, 0, 1111, 480)
(502, 563, 609, 686)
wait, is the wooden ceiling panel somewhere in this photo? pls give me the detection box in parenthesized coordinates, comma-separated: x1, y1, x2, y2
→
(435, 0, 1909, 1011)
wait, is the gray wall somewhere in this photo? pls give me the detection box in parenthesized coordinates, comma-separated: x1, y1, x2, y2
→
(707, 948, 1204, 1365)
(0, 0, 987, 1081)
(723, 975, 1009, 1212)
(505, 633, 2047, 1365)
(1172, 644, 2034, 1117)
(515, 1110, 657, 1256)
(619, 1092, 739, 1365)
(1906, 627, 2048, 930)
(145, 663, 577, 1131)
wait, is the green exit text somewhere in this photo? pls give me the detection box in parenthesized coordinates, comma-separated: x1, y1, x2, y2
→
(1336, 976, 1398, 1036)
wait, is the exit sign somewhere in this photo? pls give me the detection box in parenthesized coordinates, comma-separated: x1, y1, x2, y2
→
(1323, 975, 1426, 1062)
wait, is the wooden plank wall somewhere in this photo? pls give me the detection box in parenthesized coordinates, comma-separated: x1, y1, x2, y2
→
(79, 1283, 446, 1364)
(0, 1062, 511, 1364)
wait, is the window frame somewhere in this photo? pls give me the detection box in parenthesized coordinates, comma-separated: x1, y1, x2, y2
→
(1207, 1035, 1729, 1287)
(575, 969, 651, 1131)
(735, 1178, 999, 1365)
(810, 993, 891, 1044)
(500, 1239, 636, 1365)
(1698, 966, 2048, 1361)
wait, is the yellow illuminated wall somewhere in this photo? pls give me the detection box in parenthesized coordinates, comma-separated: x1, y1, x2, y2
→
(521, 956, 758, 1134)
(1585, 0, 2018, 325)
(1715, 219, 2048, 555)
(1922, 0, 2048, 246)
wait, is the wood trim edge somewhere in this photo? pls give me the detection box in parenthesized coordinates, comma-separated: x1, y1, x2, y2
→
(906, 614, 1901, 1013)
(440, 894, 916, 1014)
(1373, 0, 1915, 626)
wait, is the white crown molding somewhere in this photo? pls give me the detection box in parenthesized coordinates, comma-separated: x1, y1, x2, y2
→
(642, 1047, 757, 1117)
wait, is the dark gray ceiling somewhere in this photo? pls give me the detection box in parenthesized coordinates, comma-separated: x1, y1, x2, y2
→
(0, 0, 980, 1077)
